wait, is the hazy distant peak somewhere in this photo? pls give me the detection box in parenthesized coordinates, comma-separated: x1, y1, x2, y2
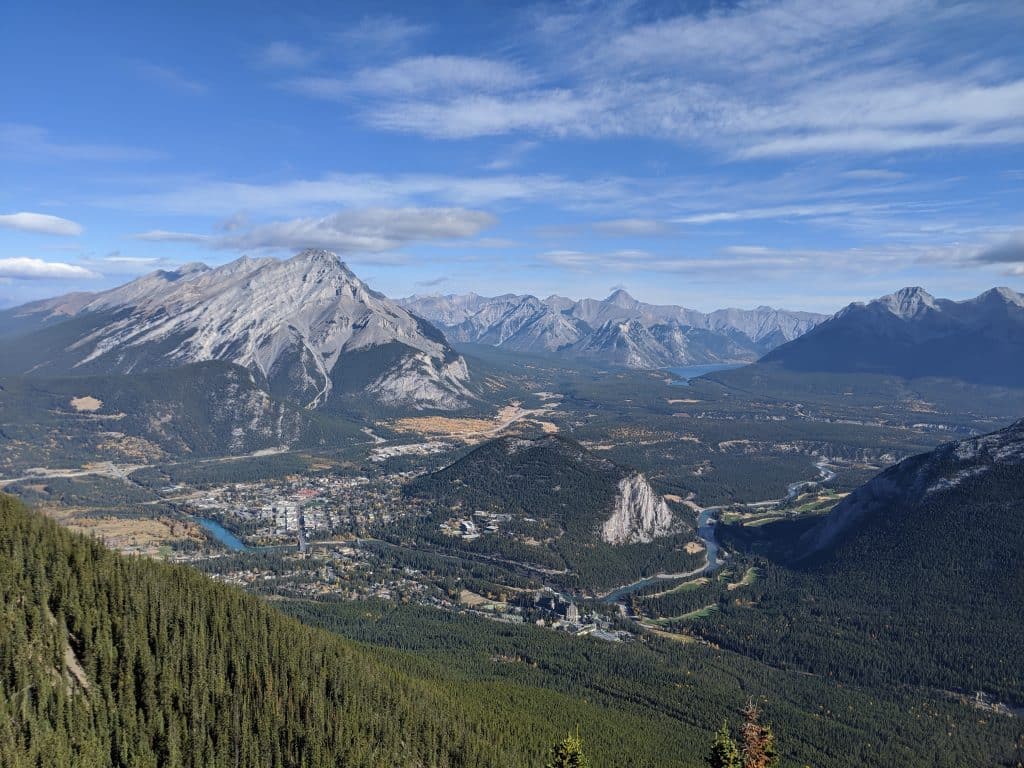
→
(976, 286, 1024, 307)
(605, 288, 638, 307)
(542, 294, 576, 312)
(174, 262, 210, 276)
(876, 286, 938, 318)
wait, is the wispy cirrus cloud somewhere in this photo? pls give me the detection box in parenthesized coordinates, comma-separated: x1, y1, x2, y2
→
(135, 207, 496, 256)
(0, 212, 83, 236)
(676, 202, 891, 226)
(286, 55, 530, 103)
(535, 238, 1010, 277)
(299, 0, 1024, 157)
(841, 169, 909, 181)
(101, 171, 637, 216)
(95, 163, 991, 247)
(134, 229, 212, 244)
(339, 15, 429, 50)
(593, 219, 677, 236)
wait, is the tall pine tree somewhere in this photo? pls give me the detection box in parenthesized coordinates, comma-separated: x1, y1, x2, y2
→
(708, 721, 741, 768)
(545, 730, 590, 768)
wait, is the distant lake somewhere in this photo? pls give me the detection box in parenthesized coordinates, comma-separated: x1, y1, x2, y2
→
(666, 363, 746, 386)
(196, 517, 248, 552)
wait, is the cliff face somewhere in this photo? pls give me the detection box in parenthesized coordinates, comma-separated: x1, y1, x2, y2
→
(601, 473, 674, 545)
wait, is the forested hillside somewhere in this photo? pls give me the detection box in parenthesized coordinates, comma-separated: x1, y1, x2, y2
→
(0, 362, 363, 475)
(706, 422, 1024, 704)
(0, 493, 548, 767)
(404, 435, 701, 589)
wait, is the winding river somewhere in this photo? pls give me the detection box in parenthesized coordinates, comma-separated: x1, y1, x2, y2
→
(600, 507, 723, 603)
(599, 459, 836, 604)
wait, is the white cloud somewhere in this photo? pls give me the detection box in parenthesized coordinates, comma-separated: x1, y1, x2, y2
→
(676, 203, 887, 225)
(0, 212, 83, 236)
(134, 229, 212, 243)
(352, 56, 529, 95)
(366, 90, 605, 139)
(103, 171, 633, 216)
(134, 207, 496, 255)
(298, 0, 1024, 158)
(103, 255, 161, 265)
(841, 169, 908, 181)
(974, 234, 1024, 264)
(340, 15, 429, 49)
(482, 140, 539, 171)
(534, 237, 1010, 277)
(225, 207, 496, 252)
(0, 258, 98, 279)
(538, 249, 654, 269)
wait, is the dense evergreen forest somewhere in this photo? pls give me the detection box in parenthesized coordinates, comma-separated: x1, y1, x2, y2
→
(405, 435, 702, 589)
(705, 459, 1024, 703)
(0, 493, 601, 767)
(1, 491, 811, 768)
(4, 476, 1022, 766)
(285, 599, 1023, 767)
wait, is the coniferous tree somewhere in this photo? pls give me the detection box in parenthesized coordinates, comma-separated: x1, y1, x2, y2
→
(707, 721, 741, 768)
(545, 730, 590, 768)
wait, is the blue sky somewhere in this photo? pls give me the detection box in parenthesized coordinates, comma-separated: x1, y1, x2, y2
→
(2, 0, 1023, 313)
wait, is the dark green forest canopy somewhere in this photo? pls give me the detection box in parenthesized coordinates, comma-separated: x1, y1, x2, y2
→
(0, 493, 576, 768)
(705, 445, 1024, 704)
(3, 491, 1021, 767)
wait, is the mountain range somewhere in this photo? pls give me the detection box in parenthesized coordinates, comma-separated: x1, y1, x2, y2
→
(761, 286, 1024, 387)
(0, 250, 474, 412)
(400, 290, 826, 368)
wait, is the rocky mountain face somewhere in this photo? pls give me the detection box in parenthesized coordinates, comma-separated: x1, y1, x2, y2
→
(761, 286, 1024, 387)
(400, 290, 825, 368)
(0, 361, 364, 473)
(601, 473, 675, 545)
(0, 250, 474, 411)
(446, 295, 590, 352)
(801, 417, 1024, 556)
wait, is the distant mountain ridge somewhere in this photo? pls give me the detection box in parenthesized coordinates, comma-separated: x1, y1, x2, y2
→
(400, 290, 826, 368)
(0, 250, 474, 411)
(761, 286, 1024, 387)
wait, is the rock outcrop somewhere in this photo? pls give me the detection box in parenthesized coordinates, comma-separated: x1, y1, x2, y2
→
(601, 473, 675, 544)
